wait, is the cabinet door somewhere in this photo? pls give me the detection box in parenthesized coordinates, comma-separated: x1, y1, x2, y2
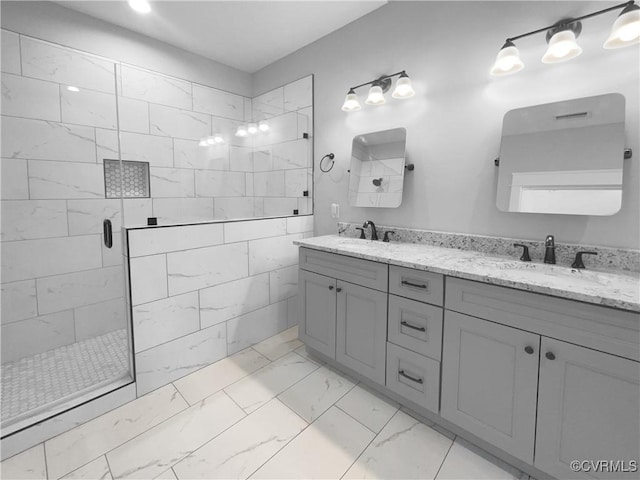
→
(336, 280, 388, 384)
(299, 269, 336, 358)
(441, 311, 540, 463)
(535, 338, 640, 480)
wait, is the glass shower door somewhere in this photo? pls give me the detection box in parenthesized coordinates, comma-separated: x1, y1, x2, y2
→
(0, 34, 133, 435)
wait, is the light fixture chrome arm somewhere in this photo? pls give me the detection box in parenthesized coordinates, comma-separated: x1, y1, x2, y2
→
(503, 0, 635, 43)
(348, 71, 408, 92)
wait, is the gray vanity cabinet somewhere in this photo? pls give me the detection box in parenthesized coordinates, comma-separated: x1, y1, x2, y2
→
(336, 281, 388, 385)
(298, 248, 389, 384)
(534, 337, 640, 480)
(441, 310, 540, 464)
(299, 269, 337, 358)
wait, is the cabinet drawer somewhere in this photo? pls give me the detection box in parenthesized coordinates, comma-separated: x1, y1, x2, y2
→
(446, 277, 640, 362)
(388, 294, 443, 360)
(300, 247, 388, 291)
(386, 342, 440, 413)
(389, 265, 443, 306)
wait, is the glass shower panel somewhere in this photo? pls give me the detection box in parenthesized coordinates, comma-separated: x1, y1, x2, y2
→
(0, 35, 133, 435)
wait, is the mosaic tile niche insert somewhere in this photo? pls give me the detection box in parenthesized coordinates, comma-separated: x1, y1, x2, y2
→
(104, 159, 150, 198)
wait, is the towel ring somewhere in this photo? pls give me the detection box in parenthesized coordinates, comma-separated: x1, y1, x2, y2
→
(319, 153, 335, 173)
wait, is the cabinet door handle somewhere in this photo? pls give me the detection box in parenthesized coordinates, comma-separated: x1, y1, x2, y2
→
(398, 369, 423, 384)
(524, 346, 534, 355)
(545, 351, 556, 361)
(401, 280, 427, 289)
(336, 287, 342, 293)
(328, 285, 334, 290)
(400, 321, 426, 332)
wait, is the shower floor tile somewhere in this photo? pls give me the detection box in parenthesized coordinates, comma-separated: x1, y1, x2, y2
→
(1, 329, 130, 426)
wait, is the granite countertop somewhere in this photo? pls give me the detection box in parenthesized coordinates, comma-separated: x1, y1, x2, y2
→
(295, 235, 640, 313)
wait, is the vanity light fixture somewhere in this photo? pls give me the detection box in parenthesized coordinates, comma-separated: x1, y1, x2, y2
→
(198, 134, 225, 147)
(491, 0, 640, 76)
(129, 0, 151, 14)
(66, 86, 80, 92)
(341, 71, 414, 112)
(234, 121, 270, 137)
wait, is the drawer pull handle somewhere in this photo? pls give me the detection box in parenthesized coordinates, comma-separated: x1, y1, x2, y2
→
(524, 346, 534, 355)
(545, 351, 556, 361)
(336, 287, 343, 293)
(328, 285, 334, 290)
(401, 280, 427, 289)
(400, 321, 426, 332)
(398, 370, 423, 384)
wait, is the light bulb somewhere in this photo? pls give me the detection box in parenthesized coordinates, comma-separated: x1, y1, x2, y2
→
(258, 120, 270, 132)
(198, 137, 208, 147)
(365, 84, 386, 105)
(214, 134, 224, 144)
(392, 72, 415, 99)
(604, 4, 640, 48)
(67, 86, 80, 92)
(206, 137, 215, 145)
(235, 125, 248, 137)
(490, 41, 524, 76)
(247, 123, 258, 135)
(128, 0, 151, 14)
(542, 30, 582, 63)
(341, 89, 361, 111)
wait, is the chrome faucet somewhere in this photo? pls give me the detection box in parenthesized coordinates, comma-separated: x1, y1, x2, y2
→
(543, 235, 556, 264)
(362, 221, 378, 241)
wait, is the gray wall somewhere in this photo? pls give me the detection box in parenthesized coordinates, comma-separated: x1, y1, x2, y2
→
(253, 1, 640, 249)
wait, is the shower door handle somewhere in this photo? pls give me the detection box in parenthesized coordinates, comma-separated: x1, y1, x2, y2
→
(103, 219, 113, 248)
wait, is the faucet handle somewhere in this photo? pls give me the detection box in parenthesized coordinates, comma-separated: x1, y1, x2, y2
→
(545, 235, 555, 246)
(571, 251, 598, 269)
(513, 243, 531, 262)
(355, 227, 366, 239)
(383, 231, 395, 243)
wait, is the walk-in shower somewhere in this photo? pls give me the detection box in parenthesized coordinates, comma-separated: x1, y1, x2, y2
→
(1, 35, 134, 436)
(1, 29, 313, 449)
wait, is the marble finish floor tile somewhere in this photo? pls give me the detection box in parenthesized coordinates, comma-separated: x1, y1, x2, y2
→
(173, 399, 307, 479)
(278, 365, 356, 422)
(2, 329, 530, 480)
(0, 444, 47, 480)
(1, 329, 129, 429)
(435, 438, 525, 480)
(61, 456, 112, 480)
(45, 384, 188, 479)
(336, 384, 400, 433)
(293, 344, 325, 365)
(343, 410, 454, 479)
(173, 347, 270, 405)
(224, 351, 320, 413)
(250, 406, 375, 479)
(106, 390, 245, 479)
(155, 469, 178, 479)
(252, 326, 303, 361)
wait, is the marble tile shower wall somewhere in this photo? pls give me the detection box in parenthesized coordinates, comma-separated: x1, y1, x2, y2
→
(1, 31, 128, 363)
(1, 29, 312, 362)
(125, 216, 313, 396)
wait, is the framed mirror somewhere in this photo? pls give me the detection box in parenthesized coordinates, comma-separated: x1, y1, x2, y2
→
(496, 93, 625, 216)
(348, 128, 407, 208)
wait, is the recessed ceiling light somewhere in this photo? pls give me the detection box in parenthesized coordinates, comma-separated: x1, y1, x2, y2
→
(129, 0, 151, 14)
(67, 86, 80, 92)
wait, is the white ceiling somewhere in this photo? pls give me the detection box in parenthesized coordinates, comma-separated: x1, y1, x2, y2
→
(55, 1, 387, 73)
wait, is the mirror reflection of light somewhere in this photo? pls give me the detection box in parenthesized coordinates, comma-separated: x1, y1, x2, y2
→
(129, 0, 151, 14)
